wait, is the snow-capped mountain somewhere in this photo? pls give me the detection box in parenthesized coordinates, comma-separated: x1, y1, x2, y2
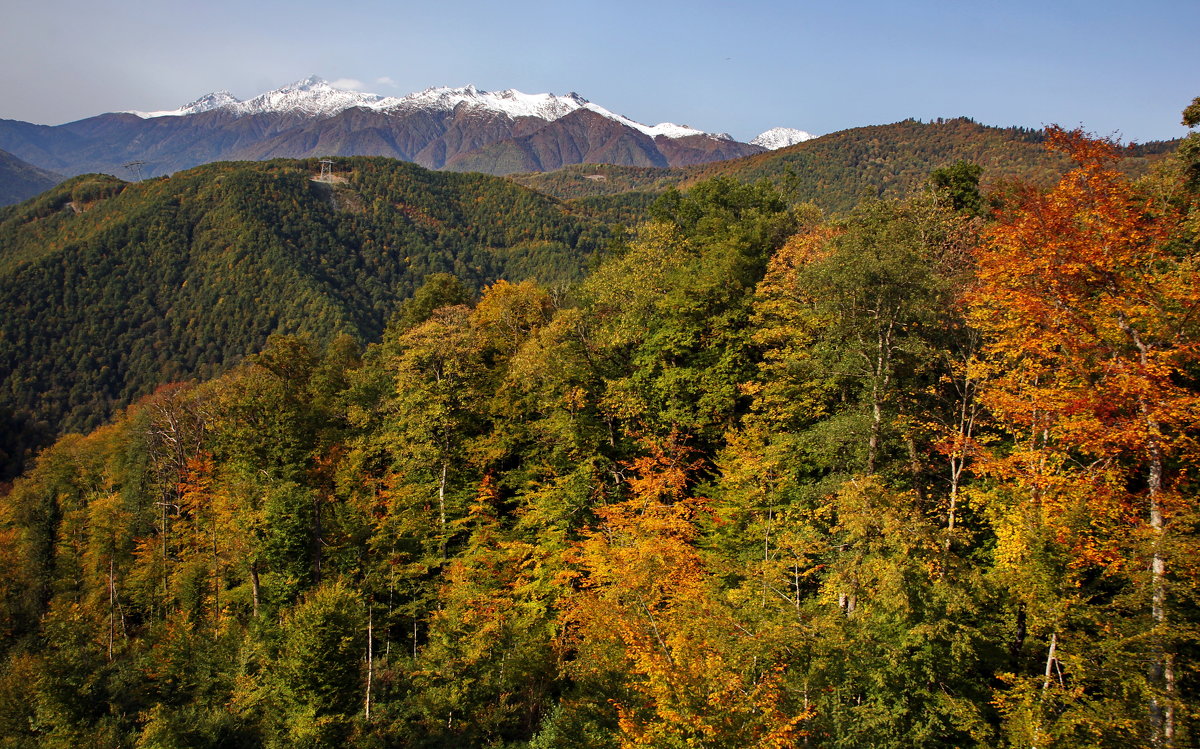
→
(392, 85, 587, 121)
(394, 84, 731, 140)
(228, 76, 394, 117)
(130, 77, 729, 142)
(2, 77, 769, 179)
(133, 91, 241, 118)
(131, 77, 390, 118)
(751, 127, 816, 150)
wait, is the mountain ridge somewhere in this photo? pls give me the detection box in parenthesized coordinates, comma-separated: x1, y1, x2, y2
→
(0, 148, 61, 206)
(125, 76, 739, 140)
(0, 77, 776, 184)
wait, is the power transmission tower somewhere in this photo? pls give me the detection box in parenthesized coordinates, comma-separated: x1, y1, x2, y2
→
(318, 158, 334, 183)
(123, 161, 146, 182)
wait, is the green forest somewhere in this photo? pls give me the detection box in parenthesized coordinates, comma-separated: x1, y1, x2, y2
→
(514, 118, 1179, 214)
(0, 158, 605, 479)
(0, 105, 1198, 748)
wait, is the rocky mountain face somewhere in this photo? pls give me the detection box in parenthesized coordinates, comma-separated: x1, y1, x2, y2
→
(0, 77, 767, 180)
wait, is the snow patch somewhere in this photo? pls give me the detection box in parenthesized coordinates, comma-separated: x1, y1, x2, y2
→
(751, 127, 815, 150)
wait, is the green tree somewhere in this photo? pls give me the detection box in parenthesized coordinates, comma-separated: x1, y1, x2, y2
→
(386, 273, 472, 337)
(584, 179, 796, 453)
(260, 581, 366, 747)
(1179, 96, 1200, 190)
(929, 160, 986, 216)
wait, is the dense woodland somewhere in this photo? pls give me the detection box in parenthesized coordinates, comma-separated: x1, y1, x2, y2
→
(0, 105, 1198, 748)
(516, 119, 1180, 214)
(682, 118, 1180, 212)
(0, 159, 604, 474)
(0, 119, 1173, 480)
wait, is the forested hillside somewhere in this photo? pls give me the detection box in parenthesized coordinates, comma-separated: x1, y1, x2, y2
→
(0, 111, 1197, 747)
(511, 163, 683, 200)
(0, 158, 604, 476)
(517, 118, 1179, 217)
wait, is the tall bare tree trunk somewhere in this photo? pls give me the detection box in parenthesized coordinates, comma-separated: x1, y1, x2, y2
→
(211, 518, 220, 625)
(945, 349, 977, 549)
(1042, 631, 1058, 692)
(866, 318, 895, 475)
(250, 561, 261, 618)
(161, 499, 169, 610)
(1147, 433, 1173, 747)
(108, 558, 115, 661)
(313, 493, 323, 583)
(365, 604, 374, 721)
(1123, 318, 1174, 747)
(906, 434, 926, 505)
(438, 461, 448, 559)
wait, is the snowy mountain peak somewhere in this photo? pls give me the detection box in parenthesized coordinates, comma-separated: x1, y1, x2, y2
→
(128, 90, 241, 118)
(390, 85, 592, 121)
(229, 76, 395, 117)
(751, 127, 815, 150)
(289, 75, 327, 90)
(127, 78, 733, 140)
(187, 91, 239, 111)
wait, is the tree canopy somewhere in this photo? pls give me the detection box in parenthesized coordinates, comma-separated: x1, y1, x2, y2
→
(0, 104, 1198, 747)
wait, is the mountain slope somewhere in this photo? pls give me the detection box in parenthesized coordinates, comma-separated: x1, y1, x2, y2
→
(0, 78, 762, 179)
(0, 157, 604, 438)
(512, 163, 685, 199)
(683, 117, 1178, 211)
(0, 148, 61, 205)
(445, 108, 672, 174)
(515, 118, 1179, 215)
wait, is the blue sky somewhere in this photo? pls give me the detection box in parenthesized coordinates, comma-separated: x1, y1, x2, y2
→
(1, 0, 1196, 143)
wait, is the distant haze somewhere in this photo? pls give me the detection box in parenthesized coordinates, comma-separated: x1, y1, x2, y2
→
(0, 0, 1195, 143)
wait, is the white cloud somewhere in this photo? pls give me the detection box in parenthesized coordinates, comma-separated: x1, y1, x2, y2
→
(329, 78, 366, 91)
(375, 76, 398, 88)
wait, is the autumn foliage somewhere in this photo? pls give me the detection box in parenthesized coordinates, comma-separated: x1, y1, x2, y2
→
(968, 126, 1200, 560)
(0, 116, 1198, 747)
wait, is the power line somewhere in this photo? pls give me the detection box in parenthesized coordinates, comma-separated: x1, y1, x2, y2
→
(123, 161, 146, 182)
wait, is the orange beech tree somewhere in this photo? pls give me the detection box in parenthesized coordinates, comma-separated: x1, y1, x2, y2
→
(967, 126, 1200, 745)
(563, 435, 807, 748)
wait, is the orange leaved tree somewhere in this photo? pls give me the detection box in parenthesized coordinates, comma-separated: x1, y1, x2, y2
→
(967, 126, 1200, 745)
(563, 434, 808, 747)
